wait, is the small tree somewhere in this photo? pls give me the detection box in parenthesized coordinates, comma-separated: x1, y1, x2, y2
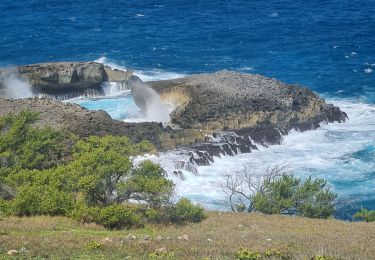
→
(253, 175, 337, 218)
(222, 165, 337, 219)
(119, 160, 175, 208)
(167, 198, 206, 223)
(69, 135, 154, 206)
(222, 165, 286, 212)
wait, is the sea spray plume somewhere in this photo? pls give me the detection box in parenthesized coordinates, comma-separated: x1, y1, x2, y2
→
(130, 76, 170, 123)
(0, 69, 33, 99)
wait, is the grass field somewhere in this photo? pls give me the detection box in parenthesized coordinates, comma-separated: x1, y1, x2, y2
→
(0, 212, 374, 259)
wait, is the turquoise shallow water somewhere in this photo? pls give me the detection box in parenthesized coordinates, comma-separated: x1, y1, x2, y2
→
(73, 96, 142, 121)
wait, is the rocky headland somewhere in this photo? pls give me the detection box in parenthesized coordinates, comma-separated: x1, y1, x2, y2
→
(0, 62, 348, 167)
(0, 62, 133, 98)
(148, 71, 347, 165)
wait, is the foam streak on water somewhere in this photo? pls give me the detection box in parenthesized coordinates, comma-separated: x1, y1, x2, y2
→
(95, 57, 186, 82)
(145, 100, 375, 217)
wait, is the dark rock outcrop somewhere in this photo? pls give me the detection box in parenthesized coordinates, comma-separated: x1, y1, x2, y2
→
(0, 62, 133, 97)
(0, 98, 164, 146)
(149, 70, 347, 165)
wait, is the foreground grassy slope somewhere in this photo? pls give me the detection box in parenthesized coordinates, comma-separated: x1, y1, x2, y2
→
(1, 212, 375, 259)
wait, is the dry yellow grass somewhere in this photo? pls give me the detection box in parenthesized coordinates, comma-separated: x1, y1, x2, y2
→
(0, 212, 374, 259)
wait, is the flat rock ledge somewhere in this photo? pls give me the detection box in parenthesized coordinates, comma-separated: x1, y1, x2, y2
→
(0, 62, 133, 98)
(149, 70, 347, 165)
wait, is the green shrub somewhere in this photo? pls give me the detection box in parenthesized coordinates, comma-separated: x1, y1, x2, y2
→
(0, 198, 12, 217)
(85, 241, 104, 251)
(69, 202, 101, 223)
(0, 112, 211, 230)
(71, 203, 143, 229)
(142, 207, 162, 223)
(96, 204, 142, 229)
(0, 111, 70, 172)
(120, 160, 175, 208)
(235, 248, 261, 260)
(264, 248, 290, 259)
(252, 175, 336, 219)
(11, 185, 74, 216)
(353, 209, 375, 222)
(70, 137, 155, 206)
(167, 198, 206, 223)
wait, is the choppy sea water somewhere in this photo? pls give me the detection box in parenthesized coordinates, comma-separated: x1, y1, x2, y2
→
(1, 0, 374, 218)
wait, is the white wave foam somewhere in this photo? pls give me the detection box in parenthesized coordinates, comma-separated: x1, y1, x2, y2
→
(146, 100, 375, 210)
(134, 70, 185, 82)
(95, 56, 185, 82)
(101, 82, 131, 97)
(0, 71, 33, 99)
(269, 12, 278, 17)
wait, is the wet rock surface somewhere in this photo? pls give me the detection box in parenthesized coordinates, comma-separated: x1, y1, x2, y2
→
(150, 70, 347, 166)
(0, 62, 133, 97)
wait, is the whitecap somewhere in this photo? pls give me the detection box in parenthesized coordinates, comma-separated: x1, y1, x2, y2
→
(364, 68, 373, 74)
(145, 100, 375, 212)
(95, 56, 186, 82)
(269, 12, 278, 17)
(238, 67, 255, 71)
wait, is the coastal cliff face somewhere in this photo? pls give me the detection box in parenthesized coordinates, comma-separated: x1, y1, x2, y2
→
(0, 62, 133, 97)
(149, 71, 347, 165)
(151, 71, 346, 131)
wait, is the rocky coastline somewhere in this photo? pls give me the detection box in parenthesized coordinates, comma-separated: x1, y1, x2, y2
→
(149, 71, 347, 165)
(0, 62, 348, 167)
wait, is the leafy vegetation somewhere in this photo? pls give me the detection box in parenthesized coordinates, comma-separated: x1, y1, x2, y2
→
(235, 248, 261, 259)
(223, 165, 337, 218)
(0, 111, 205, 228)
(167, 198, 206, 223)
(354, 208, 375, 222)
(252, 175, 336, 218)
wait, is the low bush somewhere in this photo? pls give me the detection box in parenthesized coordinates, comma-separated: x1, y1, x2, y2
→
(167, 198, 206, 223)
(69, 202, 101, 223)
(0, 198, 11, 217)
(96, 204, 143, 229)
(85, 241, 104, 251)
(11, 185, 74, 216)
(235, 248, 261, 260)
(353, 208, 375, 222)
(71, 203, 143, 229)
(252, 175, 336, 218)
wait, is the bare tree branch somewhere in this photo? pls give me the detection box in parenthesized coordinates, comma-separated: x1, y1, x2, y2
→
(221, 164, 288, 212)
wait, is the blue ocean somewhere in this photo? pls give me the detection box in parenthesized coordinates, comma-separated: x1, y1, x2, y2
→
(1, 0, 374, 219)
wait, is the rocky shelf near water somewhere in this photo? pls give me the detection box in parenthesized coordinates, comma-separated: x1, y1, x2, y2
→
(0, 62, 348, 168)
(0, 62, 133, 98)
(149, 70, 347, 165)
